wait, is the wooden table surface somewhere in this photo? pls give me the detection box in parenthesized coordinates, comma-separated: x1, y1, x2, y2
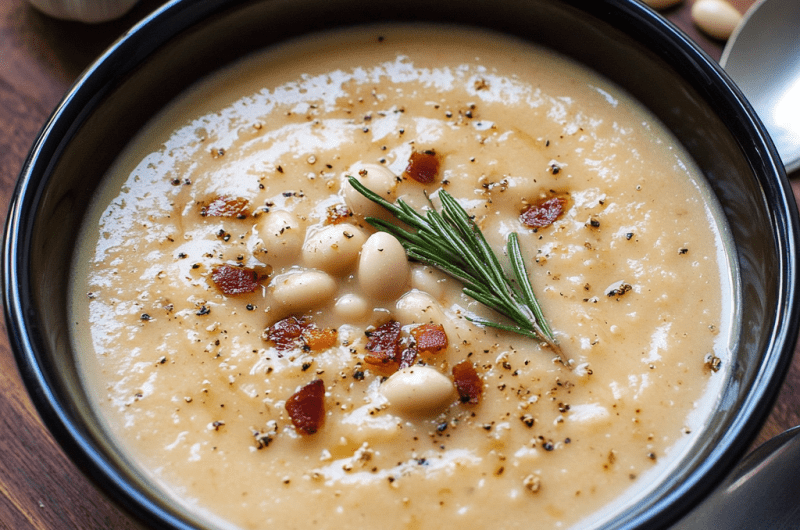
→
(1, 0, 796, 528)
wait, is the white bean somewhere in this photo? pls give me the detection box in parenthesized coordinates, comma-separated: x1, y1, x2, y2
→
(410, 266, 447, 300)
(334, 293, 370, 321)
(691, 0, 741, 40)
(641, 0, 682, 10)
(358, 232, 409, 301)
(302, 223, 367, 274)
(395, 290, 446, 324)
(380, 366, 455, 415)
(252, 211, 302, 267)
(342, 163, 398, 220)
(271, 269, 337, 312)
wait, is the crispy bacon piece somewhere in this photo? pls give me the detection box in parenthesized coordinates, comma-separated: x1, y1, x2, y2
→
(398, 347, 418, 370)
(302, 327, 338, 351)
(411, 323, 448, 354)
(211, 264, 260, 295)
(266, 316, 338, 352)
(285, 379, 325, 435)
(453, 361, 482, 405)
(403, 150, 440, 184)
(520, 196, 566, 228)
(201, 196, 250, 218)
(363, 321, 441, 370)
(364, 320, 402, 365)
(266, 316, 307, 351)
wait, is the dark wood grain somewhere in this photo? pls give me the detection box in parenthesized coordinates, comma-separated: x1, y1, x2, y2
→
(0, 2, 163, 528)
(2, 0, 793, 528)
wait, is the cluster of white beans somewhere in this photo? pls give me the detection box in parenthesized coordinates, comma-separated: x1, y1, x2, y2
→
(642, 0, 743, 40)
(259, 163, 411, 318)
(252, 162, 463, 415)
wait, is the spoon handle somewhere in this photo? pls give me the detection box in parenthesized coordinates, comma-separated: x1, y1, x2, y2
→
(672, 425, 800, 529)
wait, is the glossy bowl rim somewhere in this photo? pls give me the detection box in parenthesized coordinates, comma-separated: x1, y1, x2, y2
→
(3, 0, 799, 529)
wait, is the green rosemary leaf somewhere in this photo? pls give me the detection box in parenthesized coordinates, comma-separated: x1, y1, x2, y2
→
(462, 288, 529, 328)
(464, 317, 542, 341)
(347, 176, 564, 363)
(367, 217, 434, 254)
(405, 248, 481, 288)
(508, 233, 554, 340)
(439, 192, 518, 306)
(365, 216, 466, 271)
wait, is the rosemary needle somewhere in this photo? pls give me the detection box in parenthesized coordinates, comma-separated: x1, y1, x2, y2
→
(347, 176, 565, 364)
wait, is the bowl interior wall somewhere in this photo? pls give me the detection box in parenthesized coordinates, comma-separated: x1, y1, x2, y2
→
(18, 0, 786, 528)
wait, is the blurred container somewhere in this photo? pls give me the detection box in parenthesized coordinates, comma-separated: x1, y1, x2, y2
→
(27, 0, 139, 23)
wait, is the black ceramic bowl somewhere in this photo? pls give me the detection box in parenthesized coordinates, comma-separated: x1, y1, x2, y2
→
(4, 0, 799, 529)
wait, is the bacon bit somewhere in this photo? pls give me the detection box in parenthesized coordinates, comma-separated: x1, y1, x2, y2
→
(325, 204, 352, 225)
(266, 316, 337, 352)
(201, 196, 250, 218)
(211, 264, 260, 295)
(266, 316, 307, 351)
(520, 197, 567, 228)
(403, 150, 440, 184)
(303, 327, 338, 351)
(364, 320, 402, 365)
(398, 347, 418, 370)
(364, 320, 430, 371)
(411, 323, 448, 354)
(285, 379, 325, 435)
(453, 361, 482, 405)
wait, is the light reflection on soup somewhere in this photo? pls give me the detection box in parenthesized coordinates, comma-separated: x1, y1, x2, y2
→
(69, 24, 736, 530)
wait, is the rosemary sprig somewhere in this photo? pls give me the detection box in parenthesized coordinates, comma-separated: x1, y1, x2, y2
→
(347, 176, 565, 363)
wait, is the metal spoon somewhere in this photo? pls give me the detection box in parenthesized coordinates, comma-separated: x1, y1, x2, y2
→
(720, 0, 800, 173)
(672, 426, 800, 528)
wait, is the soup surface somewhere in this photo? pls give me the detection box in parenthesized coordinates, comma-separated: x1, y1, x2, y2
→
(70, 25, 735, 530)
